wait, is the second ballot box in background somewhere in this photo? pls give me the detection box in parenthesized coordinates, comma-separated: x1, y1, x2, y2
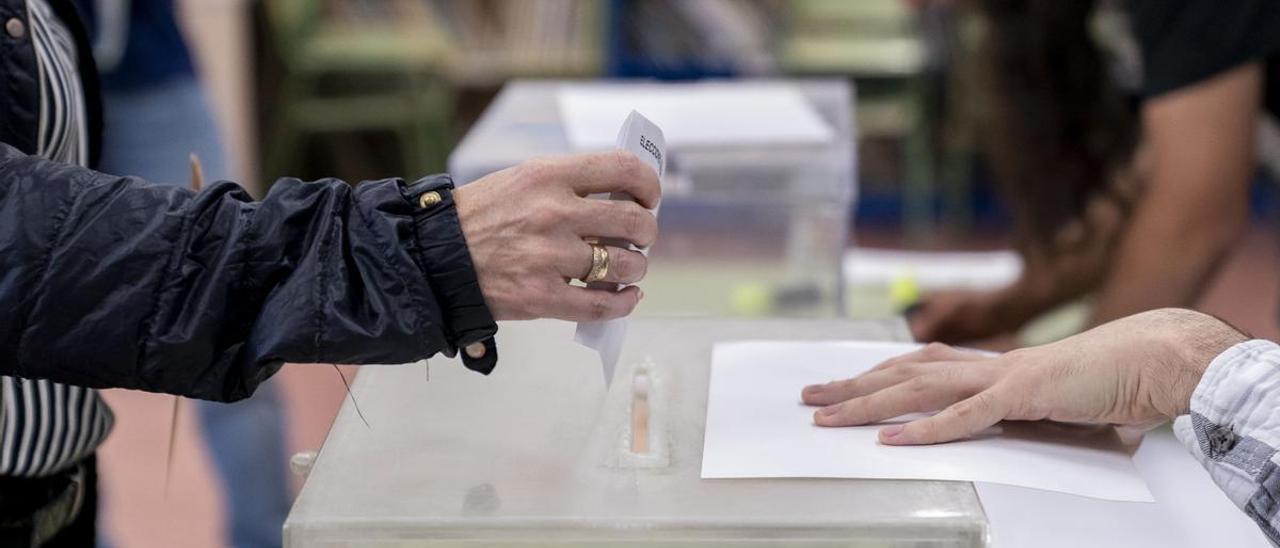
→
(449, 80, 855, 318)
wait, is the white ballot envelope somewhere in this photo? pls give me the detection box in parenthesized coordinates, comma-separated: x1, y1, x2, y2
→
(575, 111, 665, 384)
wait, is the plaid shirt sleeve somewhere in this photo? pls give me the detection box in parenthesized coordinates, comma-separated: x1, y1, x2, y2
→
(1174, 339, 1280, 546)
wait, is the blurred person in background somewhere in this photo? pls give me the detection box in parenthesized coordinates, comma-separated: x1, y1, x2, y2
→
(81, 1, 291, 547)
(0, 1, 659, 546)
(909, 0, 1280, 345)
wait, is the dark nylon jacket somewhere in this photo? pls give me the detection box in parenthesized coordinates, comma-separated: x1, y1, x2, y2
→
(0, 1, 498, 402)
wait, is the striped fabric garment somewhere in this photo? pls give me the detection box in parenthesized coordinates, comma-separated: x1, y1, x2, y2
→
(1174, 339, 1280, 544)
(0, 0, 114, 477)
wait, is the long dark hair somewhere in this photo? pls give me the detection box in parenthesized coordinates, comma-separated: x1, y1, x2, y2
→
(975, 0, 1138, 248)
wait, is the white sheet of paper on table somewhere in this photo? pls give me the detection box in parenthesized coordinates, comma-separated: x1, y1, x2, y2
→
(844, 247, 1024, 291)
(701, 340, 1154, 502)
(574, 111, 665, 383)
(557, 83, 833, 150)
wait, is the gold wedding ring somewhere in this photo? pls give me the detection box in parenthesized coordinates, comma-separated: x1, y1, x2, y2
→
(582, 243, 610, 283)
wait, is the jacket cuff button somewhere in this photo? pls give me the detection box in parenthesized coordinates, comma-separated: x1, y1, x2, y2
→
(418, 191, 442, 208)
(464, 341, 486, 359)
(6, 18, 25, 39)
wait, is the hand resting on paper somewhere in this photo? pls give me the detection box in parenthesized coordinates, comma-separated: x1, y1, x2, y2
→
(455, 151, 659, 321)
(802, 308, 1248, 445)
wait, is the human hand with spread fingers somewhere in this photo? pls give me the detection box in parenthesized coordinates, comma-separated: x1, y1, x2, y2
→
(802, 308, 1249, 445)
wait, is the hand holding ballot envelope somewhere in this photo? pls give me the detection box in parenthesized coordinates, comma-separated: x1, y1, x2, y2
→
(454, 150, 660, 322)
(803, 308, 1249, 445)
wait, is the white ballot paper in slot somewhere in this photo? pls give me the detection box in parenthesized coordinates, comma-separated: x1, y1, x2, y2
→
(575, 111, 665, 383)
(701, 341, 1155, 502)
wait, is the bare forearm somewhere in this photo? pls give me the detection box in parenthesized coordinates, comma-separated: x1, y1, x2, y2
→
(1089, 187, 1246, 326)
(1089, 63, 1260, 326)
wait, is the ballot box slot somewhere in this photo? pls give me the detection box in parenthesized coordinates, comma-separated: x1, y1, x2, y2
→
(616, 358, 670, 469)
(630, 371, 651, 454)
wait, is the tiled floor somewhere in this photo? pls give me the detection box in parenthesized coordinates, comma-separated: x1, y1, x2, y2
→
(96, 223, 1280, 547)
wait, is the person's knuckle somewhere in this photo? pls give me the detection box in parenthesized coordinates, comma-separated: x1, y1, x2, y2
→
(623, 207, 648, 239)
(620, 290, 641, 315)
(836, 376, 863, 392)
(905, 375, 931, 394)
(527, 199, 566, 231)
(991, 382, 1030, 415)
(923, 342, 952, 359)
(531, 240, 563, 270)
(524, 205, 552, 231)
(1000, 347, 1036, 367)
(555, 199, 579, 224)
(588, 291, 613, 321)
(951, 400, 976, 420)
(635, 209, 658, 246)
(841, 398, 869, 422)
(612, 149, 643, 179)
(912, 420, 939, 442)
(517, 158, 553, 184)
(633, 254, 649, 281)
(895, 362, 924, 379)
(971, 390, 1002, 414)
(614, 251, 639, 281)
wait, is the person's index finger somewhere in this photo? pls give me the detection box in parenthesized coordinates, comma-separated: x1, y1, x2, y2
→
(549, 150, 661, 209)
(802, 365, 919, 406)
(573, 199, 658, 248)
(813, 373, 972, 427)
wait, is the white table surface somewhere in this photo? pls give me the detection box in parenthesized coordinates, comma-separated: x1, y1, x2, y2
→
(978, 425, 1269, 547)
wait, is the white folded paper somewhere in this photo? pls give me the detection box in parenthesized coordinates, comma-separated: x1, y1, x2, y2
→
(557, 83, 833, 150)
(574, 111, 666, 383)
(701, 341, 1154, 502)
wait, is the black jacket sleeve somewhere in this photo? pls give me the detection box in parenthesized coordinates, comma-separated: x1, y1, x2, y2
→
(0, 143, 497, 402)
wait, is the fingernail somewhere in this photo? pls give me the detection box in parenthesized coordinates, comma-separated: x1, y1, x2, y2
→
(637, 288, 645, 300)
(818, 404, 842, 417)
(879, 424, 904, 441)
(464, 342, 486, 359)
(802, 384, 822, 396)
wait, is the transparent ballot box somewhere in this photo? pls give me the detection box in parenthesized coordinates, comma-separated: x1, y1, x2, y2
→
(448, 80, 856, 318)
(283, 319, 989, 546)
